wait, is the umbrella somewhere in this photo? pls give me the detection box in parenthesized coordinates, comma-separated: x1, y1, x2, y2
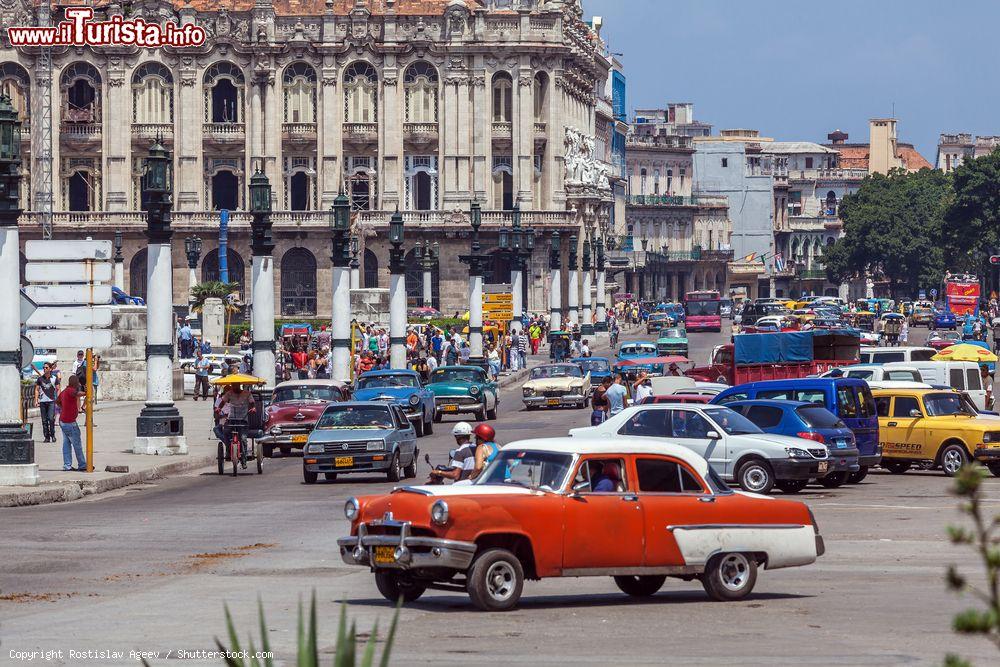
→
(210, 373, 266, 386)
(931, 344, 998, 363)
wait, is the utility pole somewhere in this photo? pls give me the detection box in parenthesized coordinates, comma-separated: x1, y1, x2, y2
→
(388, 210, 407, 369)
(549, 231, 562, 334)
(459, 201, 488, 367)
(329, 193, 352, 382)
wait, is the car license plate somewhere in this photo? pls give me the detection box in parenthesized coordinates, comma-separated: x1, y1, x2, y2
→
(335, 456, 354, 467)
(834, 439, 846, 449)
(818, 461, 829, 473)
(291, 434, 308, 444)
(373, 546, 395, 565)
(547, 399, 560, 406)
(443, 404, 459, 412)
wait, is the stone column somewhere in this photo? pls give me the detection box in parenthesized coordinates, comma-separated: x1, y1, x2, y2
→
(350, 256, 361, 290)
(581, 237, 594, 336)
(250, 173, 276, 389)
(175, 64, 202, 211)
(104, 65, 130, 211)
(549, 231, 562, 333)
(330, 195, 352, 382)
(388, 211, 407, 369)
(567, 234, 579, 326)
(510, 255, 524, 330)
(468, 272, 485, 360)
(422, 268, 433, 308)
(319, 71, 340, 209)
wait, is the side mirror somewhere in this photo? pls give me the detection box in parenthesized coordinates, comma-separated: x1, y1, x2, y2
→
(570, 480, 590, 497)
(909, 409, 923, 418)
(706, 430, 721, 440)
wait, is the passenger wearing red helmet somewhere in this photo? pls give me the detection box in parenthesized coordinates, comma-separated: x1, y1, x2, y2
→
(471, 423, 500, 479)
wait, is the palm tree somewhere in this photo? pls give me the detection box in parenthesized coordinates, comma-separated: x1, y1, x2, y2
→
(190, 280, 240, 314)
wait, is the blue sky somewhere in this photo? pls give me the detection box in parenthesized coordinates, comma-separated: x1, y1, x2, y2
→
(583, 0, 999, 160)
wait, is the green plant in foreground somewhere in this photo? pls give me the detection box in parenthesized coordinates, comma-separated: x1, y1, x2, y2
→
(215, 592, 399, 667)
(944, 463, 1000, 666)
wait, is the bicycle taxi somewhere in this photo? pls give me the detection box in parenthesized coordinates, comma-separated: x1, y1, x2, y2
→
(210, 373, 268, 476)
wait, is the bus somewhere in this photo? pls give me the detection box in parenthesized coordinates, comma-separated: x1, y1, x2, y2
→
(945, 274, 980, 318)
(684, 290, 723, 332)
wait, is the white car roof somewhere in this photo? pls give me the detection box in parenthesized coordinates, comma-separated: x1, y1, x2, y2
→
(504, 436, 710, 476)
(275, 379, 349, 389)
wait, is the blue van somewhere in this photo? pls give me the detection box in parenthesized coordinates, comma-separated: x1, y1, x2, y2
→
(711, 377, 880, 483)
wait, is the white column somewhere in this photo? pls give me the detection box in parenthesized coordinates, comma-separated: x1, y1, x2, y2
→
(331, 266, 352, 382)
(422, 270, 433, 308)
(350, 264, 360, 290)
(567, 269, 579, 326)
(188, 266, 197, 304)
(582, 270, 593, 331)
(389, 272, 407, 369)
(114, 259, 125, 291)
(549, 267, 562, 332)
(469, 274, 484, 359)
(511, 265, 524, 329)
(251, 255, 276, 389)
(596, 269, 607, 329)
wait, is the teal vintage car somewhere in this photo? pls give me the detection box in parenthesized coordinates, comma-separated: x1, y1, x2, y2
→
(426, 365, 499, 422)
(656, 327, 689, 358)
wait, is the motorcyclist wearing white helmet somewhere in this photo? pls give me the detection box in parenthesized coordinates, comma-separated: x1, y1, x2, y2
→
(427, 422, 476, 483)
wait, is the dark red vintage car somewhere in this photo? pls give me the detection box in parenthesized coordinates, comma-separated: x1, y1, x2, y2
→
(261, 380, 349, 457)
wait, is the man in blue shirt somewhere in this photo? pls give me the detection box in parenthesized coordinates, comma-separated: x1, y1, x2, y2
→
(604, 375, 629, 416)
(179, 322, 194, 358)
(589, 460, 620, 492)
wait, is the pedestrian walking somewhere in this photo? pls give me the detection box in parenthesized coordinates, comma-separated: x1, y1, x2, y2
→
(605, 375, 629, 417)
(35, 362, 58, 443)
(194, 349, 211, 400)
(57, 375, 86, 471)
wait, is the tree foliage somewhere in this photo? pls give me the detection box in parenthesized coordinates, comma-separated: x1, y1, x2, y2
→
(943, 149, 1000, 270)
(191, 280, 241, 313)
(822, 169, 951, 297)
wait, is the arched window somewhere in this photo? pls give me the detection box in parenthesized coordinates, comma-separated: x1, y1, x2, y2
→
(639, 168, 647, 195)
(404, 62, 438, 123)
(825, 190, 837, 215)
(492, 156, 513, 210)
(533, 73, 548, 122)
(204, 62, 244, 123)
(403, 248, 440, 309)
(61, 62, 101, 123)
(666, 168, 673, 194)
(0, 63, 30, 118)
(283, 62, 316, 123)
(129, 248, 148, 301)
(344, 62, 378, 123)
(280, 247, 317, 315)
(492, 72, 512, 123)
(202, 248, 246, 298)
(132, 62, 173, 124)
(653, 169, 660, 195)
(363, 249, 379, 288)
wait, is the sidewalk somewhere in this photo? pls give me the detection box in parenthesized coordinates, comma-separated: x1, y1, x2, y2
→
(0, 400, 218, 508)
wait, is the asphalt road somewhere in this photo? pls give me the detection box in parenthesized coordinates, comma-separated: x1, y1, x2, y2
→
(2, 324, 999, 666)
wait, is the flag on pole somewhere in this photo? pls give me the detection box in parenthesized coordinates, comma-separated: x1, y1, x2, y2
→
(774, 252, 786, 273)
(743, 252, 757, 262)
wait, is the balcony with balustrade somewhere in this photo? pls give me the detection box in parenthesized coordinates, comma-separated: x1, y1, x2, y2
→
(282, 122, 318, 143)
(343, 122, 378, 145)
(202, 122, 245, 144)
(403, 122, 439, 144)
(534, 122, 547, 143)
(492, 121, 513, 141)
(626, 194, 698, 207)
(132, 123, 174, 142)
(60, 122, 102, 143)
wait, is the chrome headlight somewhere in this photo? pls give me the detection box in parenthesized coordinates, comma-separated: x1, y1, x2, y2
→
(785, 447, 811, 459)
(430, 499, 449, 525)
(408, 394, 421, 406)
(344, 497, 360, 521)
(305, 443, 324, 454)
(269, 426, 283, 435)
(469, 385, 481, 396)
(523, 387, 535, 397)
(366, 440, 385, 451)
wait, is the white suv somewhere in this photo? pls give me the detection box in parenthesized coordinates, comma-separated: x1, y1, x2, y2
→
(570, 404, 831, 494)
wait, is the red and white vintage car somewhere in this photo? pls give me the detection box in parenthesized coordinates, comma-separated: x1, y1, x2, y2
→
(338, 437, 825, 610)
(261, 379, 349, 457)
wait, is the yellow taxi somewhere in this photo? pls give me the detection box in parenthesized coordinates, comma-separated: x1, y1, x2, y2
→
(872, 388, 1000, 477)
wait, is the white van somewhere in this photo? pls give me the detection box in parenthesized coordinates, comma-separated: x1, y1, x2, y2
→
(858, 346, 937, 365)
(820, 364, 924, 383)
(884, 361, 989, 410)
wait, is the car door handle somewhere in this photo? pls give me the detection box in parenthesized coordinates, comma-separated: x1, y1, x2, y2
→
(621, 494, 638, 502)
(887, 421, 897, 427)
(698, 496, 715, 503)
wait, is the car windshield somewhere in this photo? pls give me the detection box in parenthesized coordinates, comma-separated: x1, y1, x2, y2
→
(431, 369, 485, 384)
(575, 359, 610, 374)
(621, 345, 656, 356)
(475, 449, 573, 491)
(272, 386, 342, 403)
(661, 328, 685, 338)
(687, 300, 720, 316)
(316, 405, 393, 429)
(649, 314, 669, 321)
(924, 392, 976, 417)
(797, 406, 846, 429)
(357, 374, 419, 389)
(530, 365, 583, 379)
(703, 407, 763, 435)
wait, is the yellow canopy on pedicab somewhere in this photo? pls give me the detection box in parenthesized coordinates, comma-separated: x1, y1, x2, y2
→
(210, 373, 266, 386)
(931, 344, 998, 363)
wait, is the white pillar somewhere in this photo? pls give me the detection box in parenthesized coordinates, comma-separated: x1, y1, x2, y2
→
(331, 266, 352, 382)
(469, 273, 484, 360)
(422, 270, 433, 308)
(188, 266, 197, 307)
(350, 264, 360, 290)
(0, 224, 37, 486)
(581, 270, 593, 332)
(251, 255, 276, 389)
(390, 272, 407, 369)
(567, 269, 580, 326)
(596, 269, 607, 330)
(133, 242, 187, 455)
(549, 267, 562, 332)
(114, 259, 125, 291)
(511, 265, 524, 329)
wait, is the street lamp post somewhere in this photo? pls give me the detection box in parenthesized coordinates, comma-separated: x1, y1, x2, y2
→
(388, 210, 407, 369)
(349, 236, 360, 290)
(497, 204, 535, 330)
(329, 192, 352, 381)
(548, 231, 562, 334)
(0, 93, 36, 485)
(183, 235, 202, 312)
(113, 230, 125, 291)
(595, 237, 608, 332)
(581, 235, 594, 336)
(567, 234, 579, 326)
(134, 138, 187, 456)
(417, 239, 438, 309)
(459, 201, 488, 366)
(249, 169, 276, 389)
(640, 238, 649, 300)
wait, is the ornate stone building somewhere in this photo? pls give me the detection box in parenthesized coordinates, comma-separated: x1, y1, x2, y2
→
(0, 0, 614, 317)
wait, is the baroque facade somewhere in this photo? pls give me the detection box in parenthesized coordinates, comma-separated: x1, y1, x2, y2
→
(0, 0, 615, 317)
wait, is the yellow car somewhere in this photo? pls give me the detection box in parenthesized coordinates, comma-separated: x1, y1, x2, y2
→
(872, 388, 1000, 477)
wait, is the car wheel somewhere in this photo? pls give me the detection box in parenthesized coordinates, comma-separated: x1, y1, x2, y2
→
(939, 444, 969, 477)
(414, 418, 425, 438)
(386, 452, 402, 482)
(737, 459, 775, 494)
(467, 548, 524, 612)
(776, 479, 808, 494)
(262, 443, 274, 459)
(820, 471, 848, 488)
(217, 442, 225, 475)
(403, 454, 418, 479)
(280, 447, 291, 456)
(884, 461, 910, 474)
(987, 463, 1000, 478)
(424, 417, 433, 436)
(475, 407, 487, 421)
(303, 468, 318, 484)
(324, 472, 337, 481)
(848, 466, 868, 483)
(525, 405, 538, 412)
(613, 575, 666, 597)
(701, 553, 758, 602)
(486, 398, 498, 420)
(433, 411, 443, 423)
(374, 571, 426, 603)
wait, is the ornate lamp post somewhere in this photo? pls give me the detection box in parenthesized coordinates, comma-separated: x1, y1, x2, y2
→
(183, 235, 202, 311)
(0, 94, 36, 485)
(113, 230, 125, 290)
(388, 210, 407, 369)
(329, 192, 352, 381)
(595, 236, 608, 332)
(249, 169, 276, 389)
(581, 234, 594, 336)
(548, 231, 562, 335)
(134, 139, 186, 456)
(459, 201, 488, 366)
(567, 234, 579, 326)
(349, 235, 360, 290)
(416, 239, 438, 309)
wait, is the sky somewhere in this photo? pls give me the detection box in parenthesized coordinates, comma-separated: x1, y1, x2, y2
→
(583, 0, 1000, 160)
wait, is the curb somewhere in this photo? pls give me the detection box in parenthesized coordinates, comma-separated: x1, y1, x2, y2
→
(0, 453, 216, 508)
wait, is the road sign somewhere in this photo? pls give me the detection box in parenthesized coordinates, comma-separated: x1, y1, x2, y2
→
(20, 335, 34, 370)
(26, 306, 113, 328)
(25, 239, 113, 262)
(484, 293, 513, 305)
(19, 290, 37, 324)
(23, 284, 112, 306)
(25, 261, 113, 284)
(26, 328, 114, 350)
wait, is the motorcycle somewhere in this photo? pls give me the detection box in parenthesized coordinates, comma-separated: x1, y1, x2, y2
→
(424, 452, 460, 485)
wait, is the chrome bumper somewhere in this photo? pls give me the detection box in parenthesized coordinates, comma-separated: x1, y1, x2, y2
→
(434, 398, 484, 414)
(523, 394, 586, 407)
(337, 521, 477, 571)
